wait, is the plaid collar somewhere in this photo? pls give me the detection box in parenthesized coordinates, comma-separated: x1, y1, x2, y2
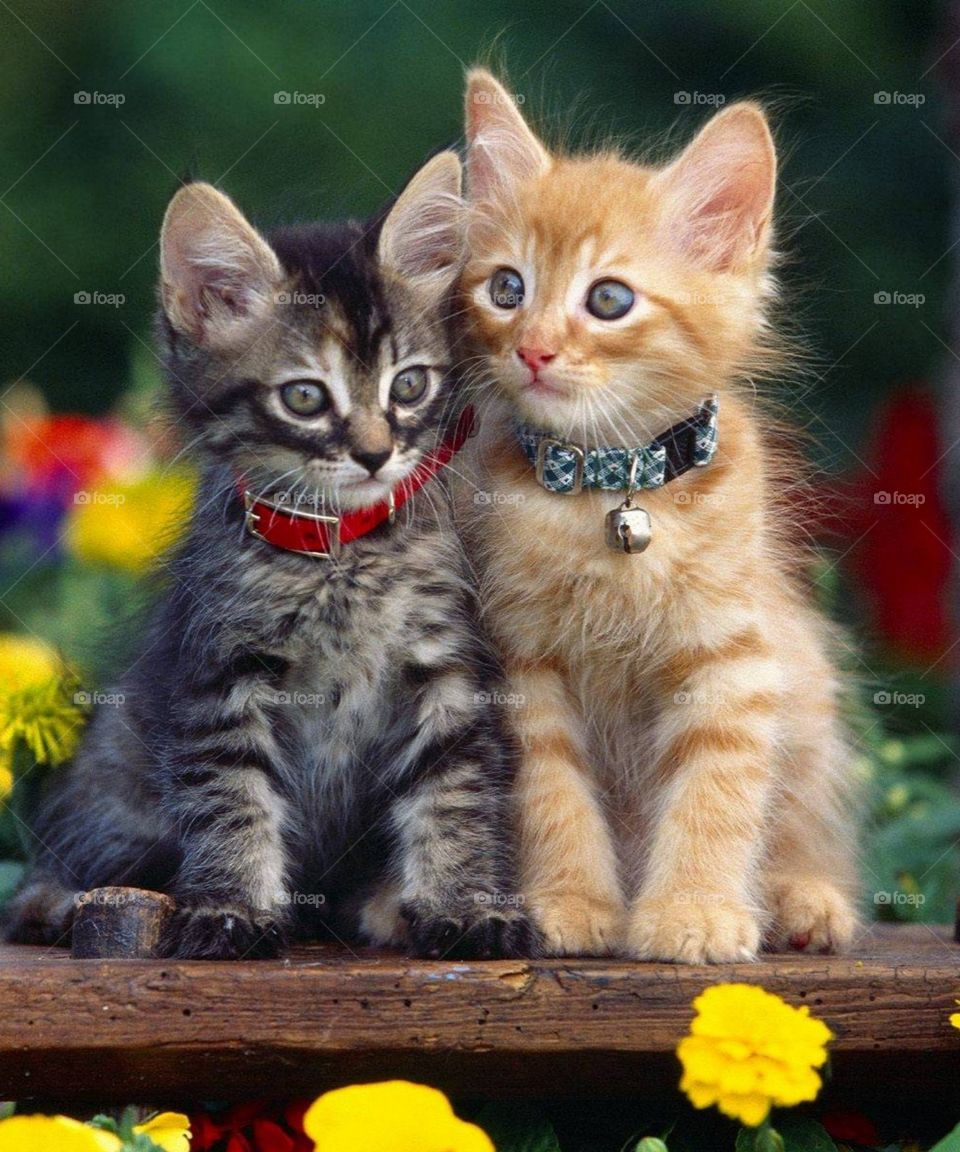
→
(516, 396, 719, 495)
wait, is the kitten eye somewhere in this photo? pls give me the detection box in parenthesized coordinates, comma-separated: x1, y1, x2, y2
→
(390, 366, 429, 405)
(586, 279, 635, 320)
(280, 380, 331, 417)
(489, 267, 525, 310)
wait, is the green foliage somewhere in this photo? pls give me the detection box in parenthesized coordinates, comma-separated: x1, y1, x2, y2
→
(930, 1123, 960, 1152)
(473, 1103, 562, 1152)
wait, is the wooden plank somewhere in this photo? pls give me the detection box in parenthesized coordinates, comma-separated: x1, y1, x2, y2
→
(1, 924, 958, 1102)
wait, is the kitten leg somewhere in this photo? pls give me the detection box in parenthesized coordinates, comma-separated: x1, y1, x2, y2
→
(388, 665, 540, 960)
(160, 666, 291, 960)
(510, 663, 625, 956)
(765, 714, 859, 953)
(627, 628, 780, 963)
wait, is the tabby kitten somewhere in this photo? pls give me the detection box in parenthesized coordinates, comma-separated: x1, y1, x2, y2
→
(456, 70, 859, 962)
(7, 152, 537, 961)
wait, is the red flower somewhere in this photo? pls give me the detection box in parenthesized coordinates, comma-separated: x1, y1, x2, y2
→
(822, 1110, 881, 1146)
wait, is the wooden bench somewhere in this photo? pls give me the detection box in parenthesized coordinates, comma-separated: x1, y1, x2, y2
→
(3, 924, 958, 1109)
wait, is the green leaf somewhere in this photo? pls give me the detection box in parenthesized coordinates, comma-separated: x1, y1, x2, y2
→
(929, 1122, 960, 1152)
(776, 1117, 838, 1152)
(472, 1103, 560, 1152)
(635, 1139, 669, 1152)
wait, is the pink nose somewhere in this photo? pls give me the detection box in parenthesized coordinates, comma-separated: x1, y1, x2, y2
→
(517, 345, 556, 373)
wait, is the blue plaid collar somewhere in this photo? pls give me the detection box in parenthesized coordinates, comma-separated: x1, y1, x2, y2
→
(516, 396, 719, 495)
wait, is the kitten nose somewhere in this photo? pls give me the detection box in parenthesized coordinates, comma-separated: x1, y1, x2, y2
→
(351, 447, 392, 475)
(517, 345, 556, 373)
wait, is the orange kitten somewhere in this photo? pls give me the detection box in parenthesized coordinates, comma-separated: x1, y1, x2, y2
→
(455, 69, 859, 962)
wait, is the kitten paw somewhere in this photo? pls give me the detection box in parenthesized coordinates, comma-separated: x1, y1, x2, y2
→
(159, 904, 286, 960)
(627, 896, 760, 963)
(532, 893, 625, 956)
(402, 901, 542, 960)
(767, 877, 857, 954)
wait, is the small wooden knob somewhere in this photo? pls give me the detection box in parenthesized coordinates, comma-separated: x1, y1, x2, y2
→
(72, 887, 176, 959)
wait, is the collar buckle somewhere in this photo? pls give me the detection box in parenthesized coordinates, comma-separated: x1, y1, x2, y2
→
(243, 491, 341, 559)
(535, 437, 585, 495)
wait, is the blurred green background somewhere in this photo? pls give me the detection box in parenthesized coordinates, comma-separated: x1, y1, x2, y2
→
(0, 0, 949, 454)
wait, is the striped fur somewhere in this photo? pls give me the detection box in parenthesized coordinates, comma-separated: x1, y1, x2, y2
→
(454, 71, 860, 962)
(6, 153, 536, 961)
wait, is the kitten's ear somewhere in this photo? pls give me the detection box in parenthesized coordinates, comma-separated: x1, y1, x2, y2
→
(654, 102, 776, 273)
(160, 182, 282, 346)
(464, 68, 549, 202)
(377, 151, 463, 291)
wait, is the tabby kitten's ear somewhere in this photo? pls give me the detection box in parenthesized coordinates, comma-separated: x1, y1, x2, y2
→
(464, 68, 549, 202)
(377, 150, 463, 292)
(160, 182, 282, 347)
(653, 102, 776, 273)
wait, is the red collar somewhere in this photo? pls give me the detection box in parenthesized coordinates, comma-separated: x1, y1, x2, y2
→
(238, 406, 475, 559)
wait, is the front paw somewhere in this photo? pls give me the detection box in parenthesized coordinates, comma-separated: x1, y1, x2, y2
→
(159, 903, 286, 960)
(532, 892, 625, 956)
(627, 895, 759, 963)
(401, 900, 542, 960)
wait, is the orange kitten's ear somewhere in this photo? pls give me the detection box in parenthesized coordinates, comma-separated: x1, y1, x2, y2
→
(378, 151, 462, 292)
(654, 102, 776, 273)
(160, 182, 281, 347)
(464, 68, 549, 202)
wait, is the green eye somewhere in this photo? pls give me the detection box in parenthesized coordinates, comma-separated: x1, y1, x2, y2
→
(489, 267, 525, 309)
(391, 366, 429, 405)
(586, 279, 635, 320)
(280, 380, 330, 417)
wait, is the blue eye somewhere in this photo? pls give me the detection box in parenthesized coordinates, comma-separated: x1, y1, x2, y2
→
(489, 267, 525, 309)
(587, 279, 635, 320)
(280, 380, 330, 417)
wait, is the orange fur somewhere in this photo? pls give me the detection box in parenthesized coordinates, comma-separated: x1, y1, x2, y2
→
(455, 70, 860, 962)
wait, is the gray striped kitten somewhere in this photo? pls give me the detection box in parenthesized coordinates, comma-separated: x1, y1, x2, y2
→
(6, 153, 537, 961)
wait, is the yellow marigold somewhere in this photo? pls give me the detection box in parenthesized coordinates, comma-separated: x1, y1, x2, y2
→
(304, 1081, 494, 1152)
(64, 468, 195, 574)
(0, 1114, 121, 1151)
(950, 999, 960, 1030)
(134, 1112, 191, 1151)
(0, 634, 84, 791)
(678, 983, 833, 1128)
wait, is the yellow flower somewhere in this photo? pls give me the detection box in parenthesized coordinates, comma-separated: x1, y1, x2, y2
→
(0, 1114, 121, 1151)
(304, 1081, 494, 1152)
(949, 999, 960, 1030)
(64, 468, 195, 574)
(134, 1112, 191, 1151)
(678, 983, 833, 1128)
(0, 634, 84, 791)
